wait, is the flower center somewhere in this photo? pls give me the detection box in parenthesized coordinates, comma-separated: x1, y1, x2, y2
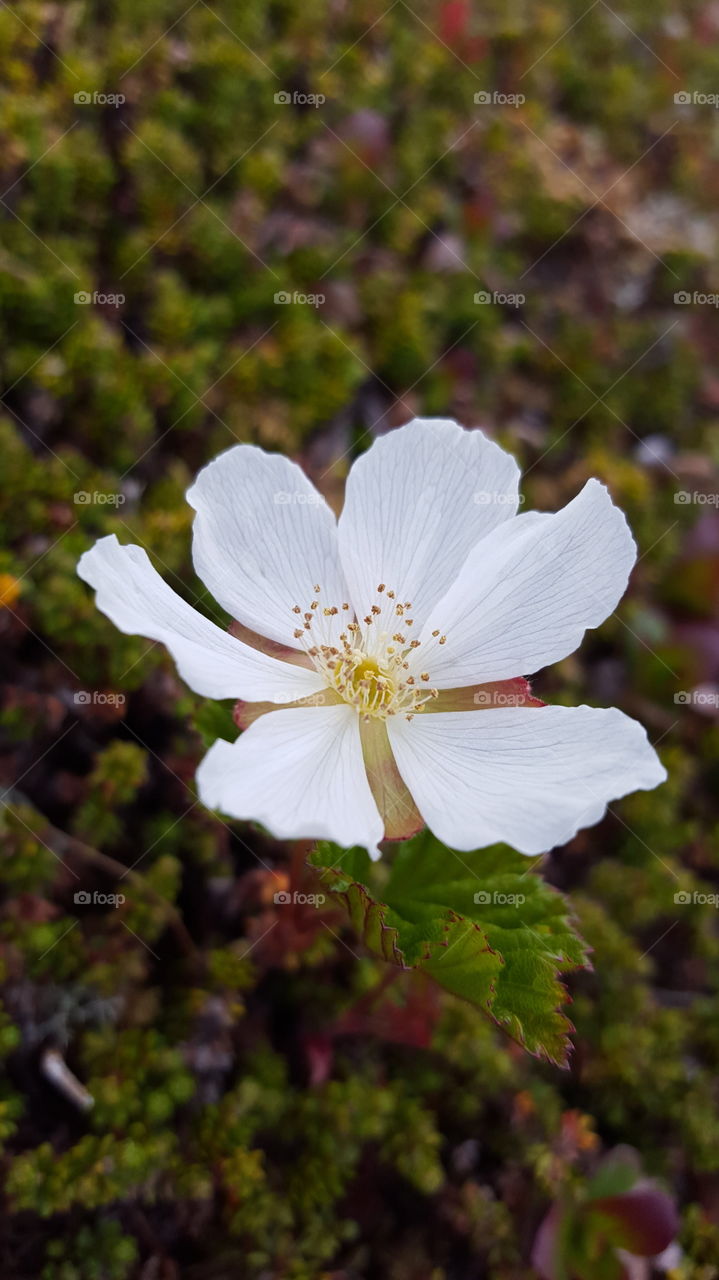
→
(291, 584, 442, 721)
(336, 651, 396, 715)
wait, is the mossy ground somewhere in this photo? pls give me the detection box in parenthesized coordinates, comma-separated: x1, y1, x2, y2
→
(2, 0, 719, 1275)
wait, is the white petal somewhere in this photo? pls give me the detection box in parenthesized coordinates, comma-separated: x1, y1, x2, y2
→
(197, 705, 384, 857)
(187, 444, 349, 648)
(337, 418, 520, 634)
(387, 704, 666, 855)
(417, 479, 636, 686)
(77, 536, 327, 703)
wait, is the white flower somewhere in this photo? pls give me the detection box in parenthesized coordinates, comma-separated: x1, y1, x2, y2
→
(77, 418, 666, 860)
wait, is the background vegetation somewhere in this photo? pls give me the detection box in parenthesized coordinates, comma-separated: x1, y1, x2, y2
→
(1, 0, 719, 1274)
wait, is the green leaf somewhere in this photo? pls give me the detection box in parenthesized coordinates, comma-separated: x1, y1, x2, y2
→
(192, 698, 236, 748)
(311, 831, 590, 1066)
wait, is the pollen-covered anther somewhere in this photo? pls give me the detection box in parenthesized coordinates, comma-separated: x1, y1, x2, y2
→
(294, 584, 444, 719)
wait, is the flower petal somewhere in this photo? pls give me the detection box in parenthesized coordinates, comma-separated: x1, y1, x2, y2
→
(359, 717, 423, 841)
(416, 479, 636, 687)
(197, 705, 384, 857)
(387, 704, 666, 855)
(77, 535, 327, 702)
(187, 444, 350, 648)
(337, 418, 520, 633)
